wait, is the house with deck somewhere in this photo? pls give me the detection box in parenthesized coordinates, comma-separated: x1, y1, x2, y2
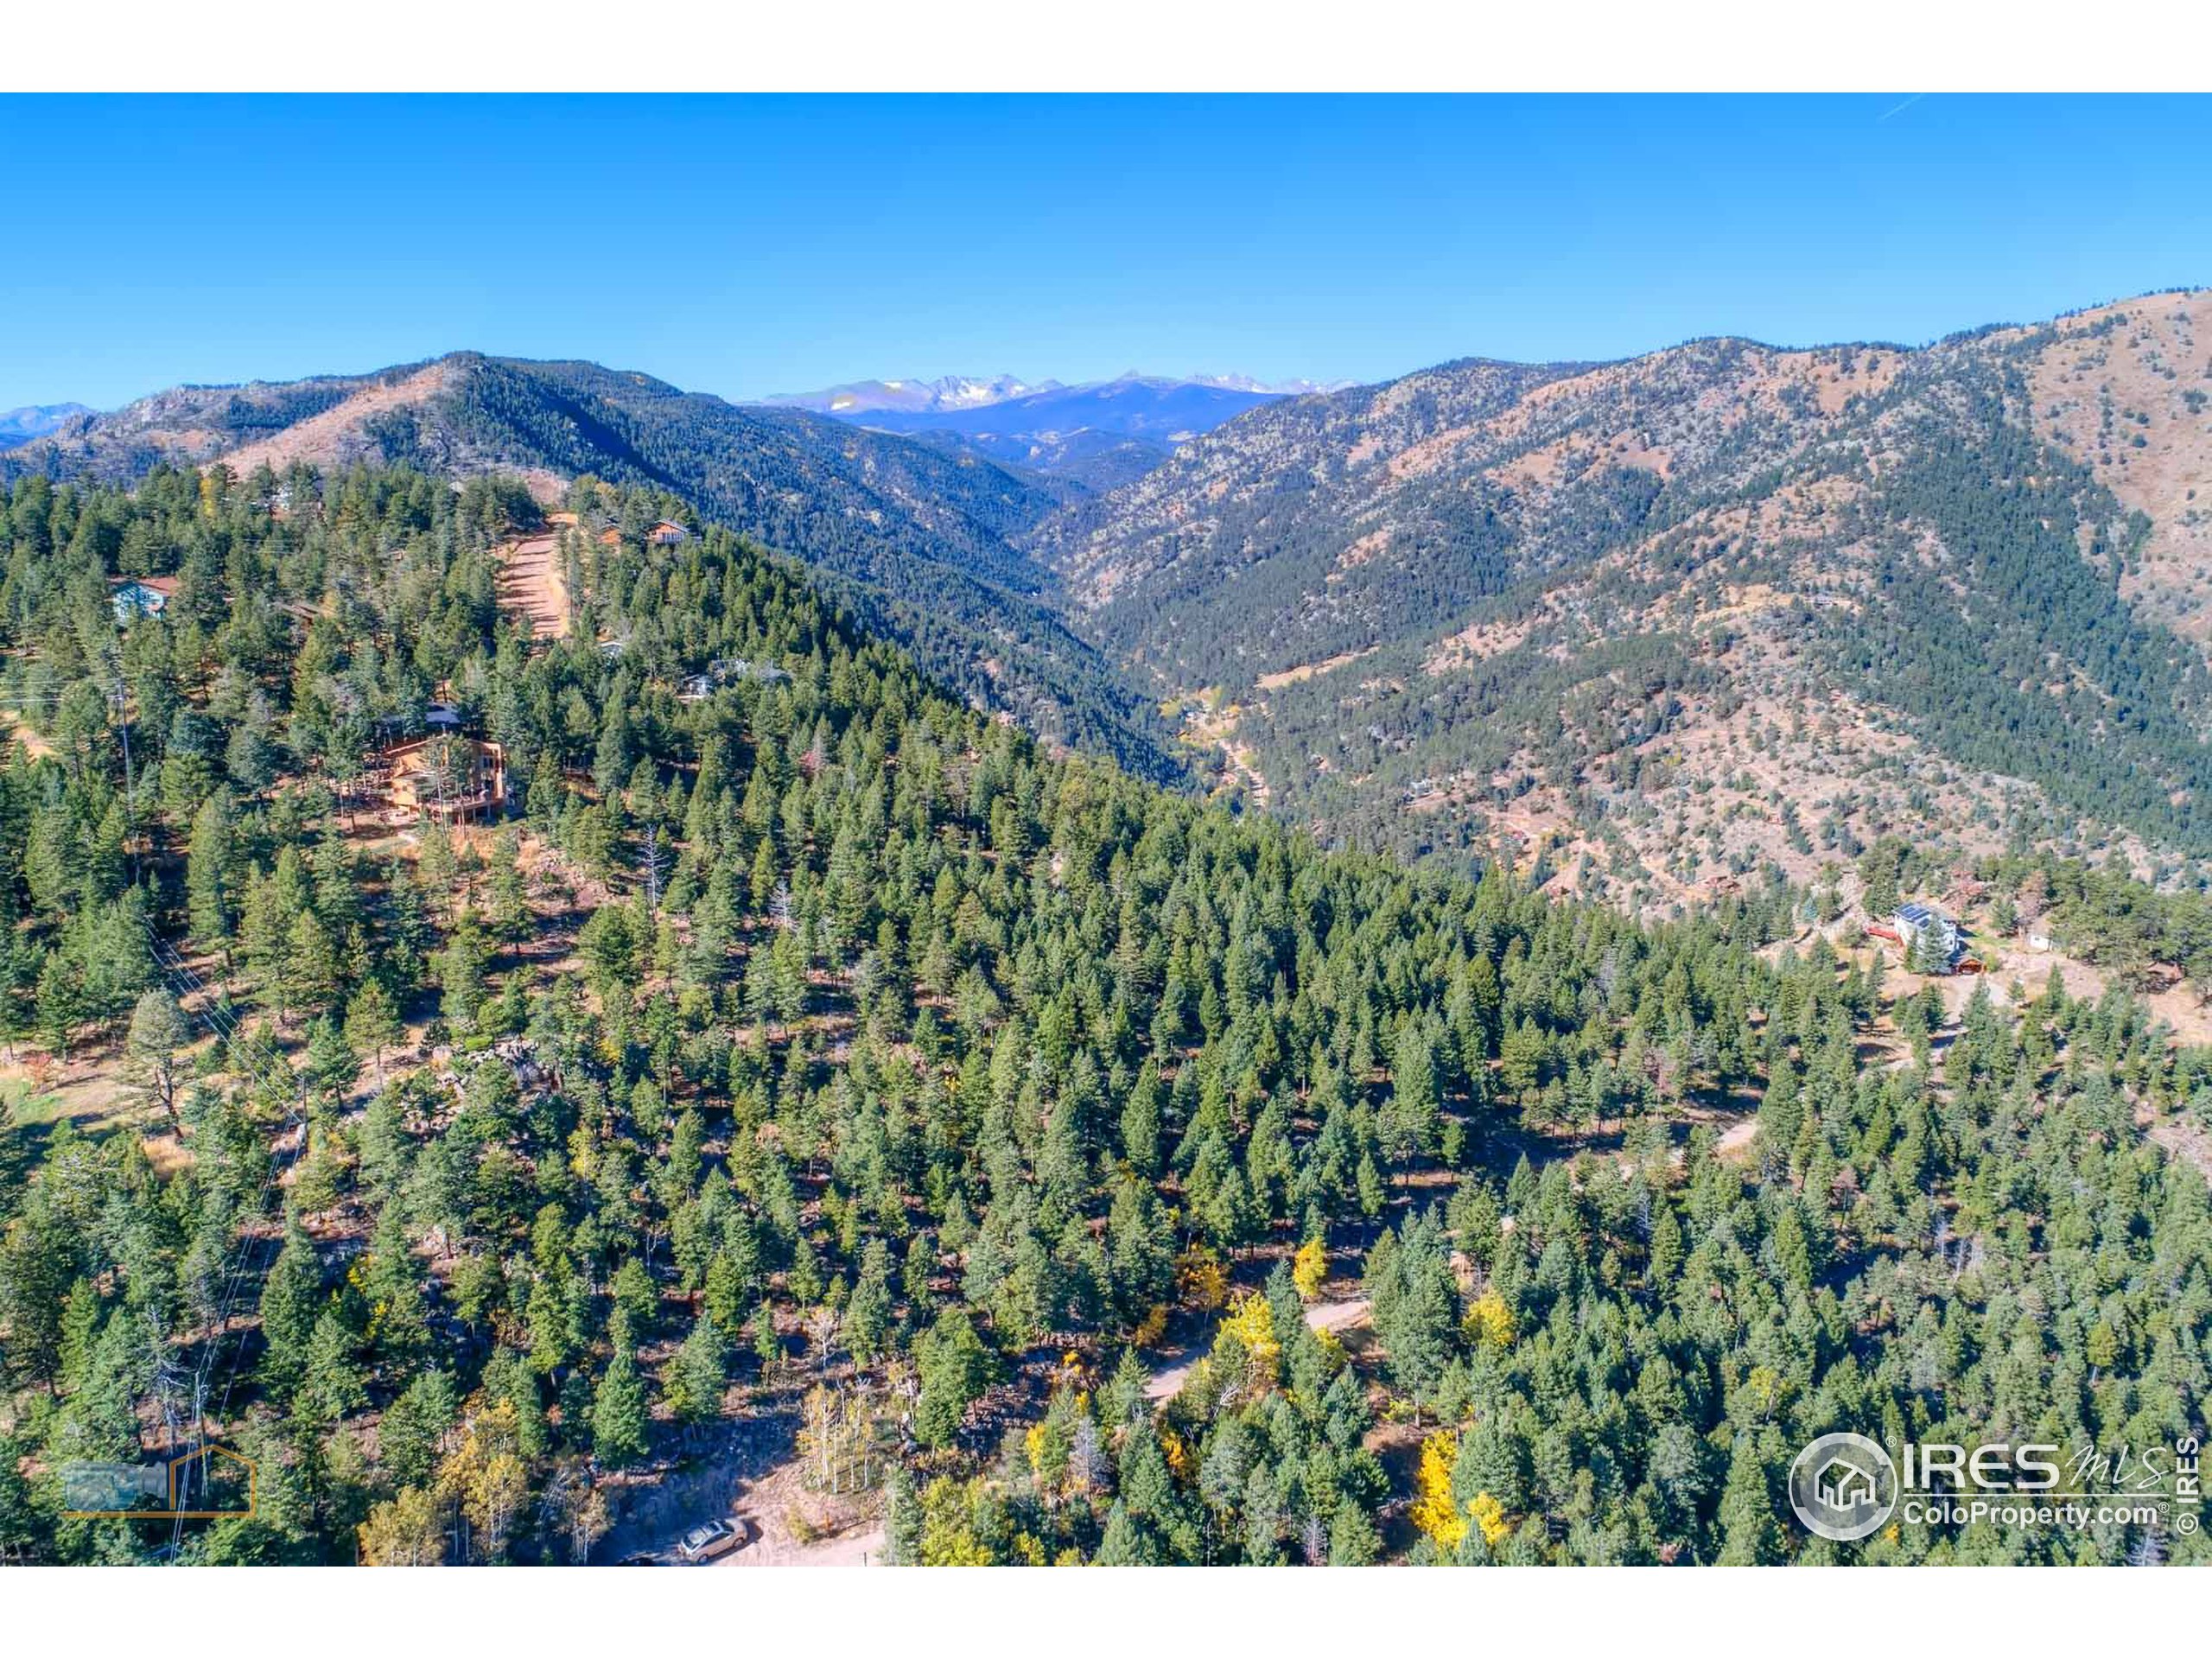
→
(385, 734, 507, 824)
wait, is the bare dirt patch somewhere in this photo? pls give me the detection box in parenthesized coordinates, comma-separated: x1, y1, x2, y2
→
(717, 1453, 885, 1567)
(1256, 648, 1376, 690)
(1423, 613, 1538, 675)
(1385, 424, 1482, 482)
(2019, 291, 2212, 642)
(1181, 698, 1270, 808)
(1331, 529, 1395, 575)
(1973, 938, 2212, 1046)
(1145, 1295, 1370, 1402)
(1714, 1117, 1758, 1161)
(219, 363, 455, 477)
(3, 709, 56, 761)
(2148, 1113, 2212, 1190)
(497, 531, 571, 642)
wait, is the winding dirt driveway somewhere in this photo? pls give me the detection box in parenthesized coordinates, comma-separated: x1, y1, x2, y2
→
(1145, 1295, 1370, 1402)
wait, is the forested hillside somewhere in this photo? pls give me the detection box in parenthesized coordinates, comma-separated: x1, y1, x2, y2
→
(1031, 292, 2212, 906)
(1, 463, 2208, 1567)
(3, 356, 1173, 781)
(25, 297, 2210, 912)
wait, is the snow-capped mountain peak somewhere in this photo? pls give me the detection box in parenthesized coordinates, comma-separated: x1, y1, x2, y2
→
(764, 373, 1059, 416)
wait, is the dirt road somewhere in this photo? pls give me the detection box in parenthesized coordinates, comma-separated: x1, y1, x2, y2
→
(1145, 1295, 1369, 1402)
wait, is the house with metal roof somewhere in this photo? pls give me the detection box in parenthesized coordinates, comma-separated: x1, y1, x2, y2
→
(109, 575, 178, 623)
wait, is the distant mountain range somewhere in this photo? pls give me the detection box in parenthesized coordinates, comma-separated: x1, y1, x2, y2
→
(760, 370, 1340, 416)
(761, 372, 1348, 492)
(0, 403, 92, 447)
(757, 373, 1058, 416)
(1187, 373, 1356, 397)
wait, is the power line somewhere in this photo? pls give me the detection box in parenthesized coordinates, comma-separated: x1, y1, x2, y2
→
(131, 912, 315, 1548)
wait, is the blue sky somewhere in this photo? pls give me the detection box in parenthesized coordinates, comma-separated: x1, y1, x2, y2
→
(5, 93, 2209, 412)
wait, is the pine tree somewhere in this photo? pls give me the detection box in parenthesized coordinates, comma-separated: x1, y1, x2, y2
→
(1716, 1434, 1783, 1565)
(299, 1310, 368, 1424)
(343, 977, 402, 1080)
(590, 1341, 652, 1466)
(914, 1306, 993, 1448)
(845, 1239, 893, 1363)
(667, 1312, 728, 1426)
(257, 1217, 322, 1399)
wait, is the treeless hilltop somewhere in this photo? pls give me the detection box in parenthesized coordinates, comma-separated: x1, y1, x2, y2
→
(219, 362, 457, 477)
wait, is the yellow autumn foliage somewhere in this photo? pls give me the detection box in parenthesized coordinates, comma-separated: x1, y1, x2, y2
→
(1220, 1290, 1279, 1359)
(1469, 1491, 1511, 1547)
(1465, 1288, 1516, 1350)
(1410, 1428, 1466, 1553)
(1292, 1238, 1328, 1301)
(1313, 1325, 1348, 1373)
(1740, 1362, 1789, 1419)
(917, 1476, 995, 1566)
(359, 1485, 444, 1566)
(1178, 1245, 1229, 1311)
(566, 1123, 599, 1182)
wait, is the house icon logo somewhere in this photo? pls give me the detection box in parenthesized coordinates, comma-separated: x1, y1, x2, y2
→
(1788, 1433, 1897, 1541)
(1815, 1456, 1877, 1511)
(60, 1442, 257, 1520)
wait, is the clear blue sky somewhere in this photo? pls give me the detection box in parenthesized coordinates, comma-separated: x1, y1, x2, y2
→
(6, 93, 2209, 412)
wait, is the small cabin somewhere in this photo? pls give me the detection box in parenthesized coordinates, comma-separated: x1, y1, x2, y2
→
(110, 575, 178, 623)
(647, 520, 691, 546)
(677, 673, 715, 703)
(423, 702, 464, 731)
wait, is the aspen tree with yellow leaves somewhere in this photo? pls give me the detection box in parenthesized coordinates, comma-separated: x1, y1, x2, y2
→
(1292, 1237, 1328, 1300)
(1411, 1429, 1467, 1553)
